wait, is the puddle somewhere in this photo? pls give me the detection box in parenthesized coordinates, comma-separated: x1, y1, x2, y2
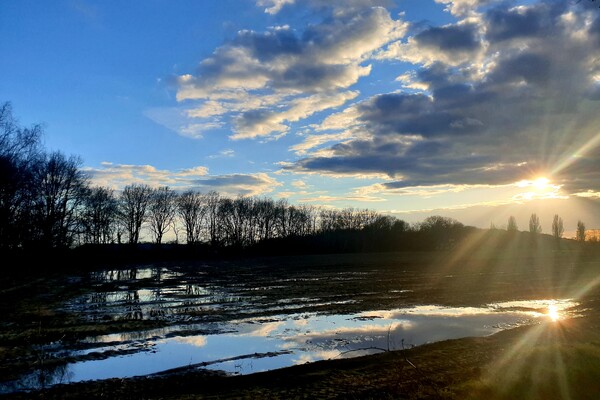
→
(1, 298, 579, 393)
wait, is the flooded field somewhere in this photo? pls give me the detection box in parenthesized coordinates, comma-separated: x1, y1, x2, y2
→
(0, 252, 590, 393)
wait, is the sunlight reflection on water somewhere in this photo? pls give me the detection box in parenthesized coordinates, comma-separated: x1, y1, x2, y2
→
(2, 298, 579, 392)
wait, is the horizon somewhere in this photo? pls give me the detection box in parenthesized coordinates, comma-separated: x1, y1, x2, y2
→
(2, 0, 600, 233)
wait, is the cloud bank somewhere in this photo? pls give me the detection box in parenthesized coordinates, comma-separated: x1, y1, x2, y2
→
(175, 3, 407, 139)
(287, 0, 600, 196)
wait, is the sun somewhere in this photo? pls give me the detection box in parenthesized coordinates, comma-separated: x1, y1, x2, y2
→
(533, 177, 550, 190)
(547, 304, 560, 322)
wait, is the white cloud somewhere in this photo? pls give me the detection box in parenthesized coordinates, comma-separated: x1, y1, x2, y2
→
(176, 6, 407, 140)
(144, 107, 222, 139)
(257, 0, 295, 14)
(291, 180, 308, 188)
(85, 163, 281, 197)
(290, 130, 357, 155)
(233, 91, 358, 139)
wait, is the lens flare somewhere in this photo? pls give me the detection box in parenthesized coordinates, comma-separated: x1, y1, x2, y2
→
(548, 304, 560, 322)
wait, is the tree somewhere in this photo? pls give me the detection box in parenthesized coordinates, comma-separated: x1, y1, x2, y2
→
(0, 102, 43, 248)
(507, 216, 518, 232)
(577, 220, 586, 242)
(551, 214, 564, 240)
(419, 215, 465, 249)
(79, 186, 118, 244)
(205, 191, 221, 246)
(148, 186, 177, 244)
(30, 152, 87, 248)
(529, 213, 541, 234)
(177, 190, 205, 244)
(119, 184, 152, 244)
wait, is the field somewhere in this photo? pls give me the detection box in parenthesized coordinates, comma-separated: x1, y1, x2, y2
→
(1, 247, 600, 399)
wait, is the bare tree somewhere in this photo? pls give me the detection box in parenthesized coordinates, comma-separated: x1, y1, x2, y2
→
(148, 186, 177, 244)
(529, 213, 542, 234)
(0, 102, 43, 248)
(254, 197, 276, 241)
(119, 184, 152, 244)
(507, 216, 518, 232)
(551, 214, 564, 240)
(205, 191, 221, 246)
(31, 151, 87, 248)
(79, 186, 118, 244)
(577, 220, 586, 242)
(176, 190, 205, 244)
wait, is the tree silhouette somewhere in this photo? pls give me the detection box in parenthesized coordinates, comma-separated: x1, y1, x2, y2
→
(30, 151, 87, 248)
(148, 186, 177, 244)
(507, 216, 518, 232)
(119, 184, 152, 244)
(577, 220, 586, 242)
(529, 213, 542, 234)
(79, 186, 118, 244)
(551, 214, 564, 240)
(177, 190, 206, 244)
(0, 102, 43, 248)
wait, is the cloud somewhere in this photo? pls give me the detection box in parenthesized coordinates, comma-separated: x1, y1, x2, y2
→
(233, 91, 358, 139)
(176, 6, 407, 139)
(290, 129, 359, 155)
(144, 107, 222, 138)
(288, 1, 600, 195)
(434, 0, 501, 17)
(377, 22, 483, 66)
(257, 0, 393, 16)
(291, 180, 308, 188)
(192, 173, 282, 196)
(208, 149, 235, 159)
(84, 162, 281, 197)
(257, 0, 295, 14)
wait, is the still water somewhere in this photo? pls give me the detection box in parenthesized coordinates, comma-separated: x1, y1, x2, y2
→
(67, 299, 576, 380)
(0, 264, 581, 392)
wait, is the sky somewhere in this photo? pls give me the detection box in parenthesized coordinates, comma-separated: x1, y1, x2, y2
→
(2, 0, 600, 234)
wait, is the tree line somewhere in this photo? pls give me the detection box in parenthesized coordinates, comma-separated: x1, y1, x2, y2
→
(1, 102, 592, 255)
(504, 213, 587, 242)
(1, 102, 473, 252)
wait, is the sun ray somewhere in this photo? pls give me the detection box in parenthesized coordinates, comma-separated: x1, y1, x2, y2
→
(550, 132, 600, 177)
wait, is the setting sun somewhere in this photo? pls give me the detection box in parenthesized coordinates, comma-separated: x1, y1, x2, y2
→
(548, 304, 560, 322)
(533, 177, 550, 190)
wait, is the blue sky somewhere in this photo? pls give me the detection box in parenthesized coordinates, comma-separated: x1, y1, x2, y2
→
(2, 0, 600, 233)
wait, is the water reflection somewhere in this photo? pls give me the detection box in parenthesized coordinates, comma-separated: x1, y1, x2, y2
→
(4, 264, 581, 393)
(5, 298, 578, 392)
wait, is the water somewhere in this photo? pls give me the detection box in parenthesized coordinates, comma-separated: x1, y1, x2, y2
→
(2, 297, 578, 392)
(1, 260, 587, 393)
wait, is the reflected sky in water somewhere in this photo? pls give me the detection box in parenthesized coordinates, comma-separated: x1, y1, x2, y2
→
(2, 264, 583, 393)
(5, 298, 578, 391)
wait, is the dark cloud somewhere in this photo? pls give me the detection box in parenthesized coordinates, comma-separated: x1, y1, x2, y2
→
(485, 5, 553, 42)
(290, 1, 600, 194)
(233, 29, 302, 62)
(415, 23, 480, 51)
(488, 52, 552, 86)
(179, 7, 403, 96)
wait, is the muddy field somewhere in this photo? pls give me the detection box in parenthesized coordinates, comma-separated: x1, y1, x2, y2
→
(1, 249, 599, 398)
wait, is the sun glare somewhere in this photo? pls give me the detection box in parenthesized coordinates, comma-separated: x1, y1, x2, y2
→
(548, 304, 560, 322)
(533, 177, 549, 190)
